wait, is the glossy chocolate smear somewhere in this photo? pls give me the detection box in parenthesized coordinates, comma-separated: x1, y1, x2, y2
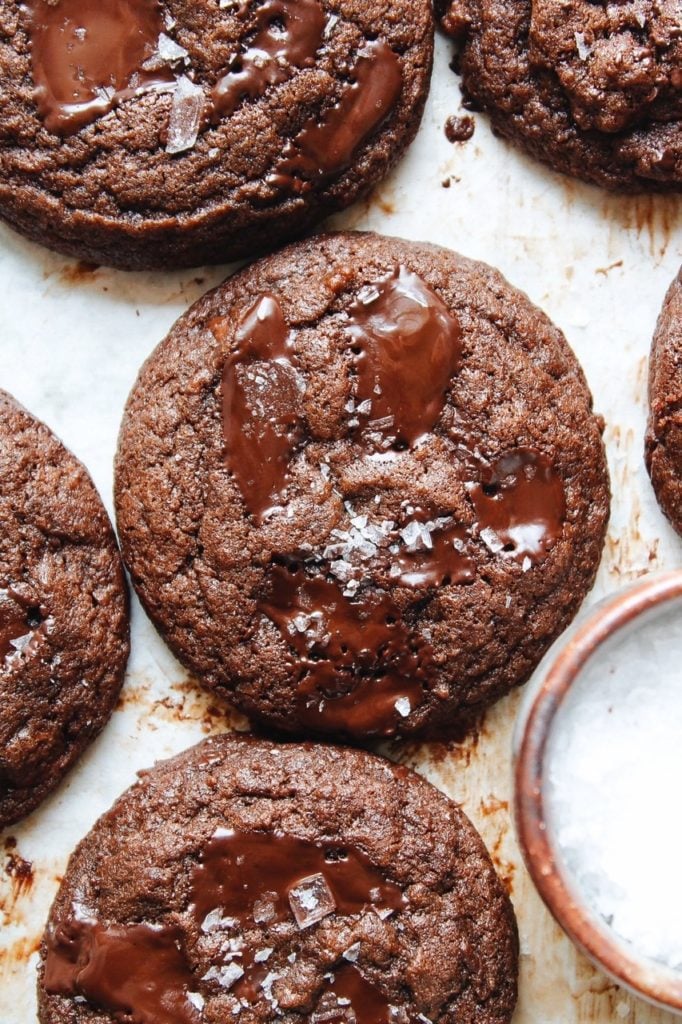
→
(318, 963, 400, 1024)
(259, 566, 427, 735)
(43, 915, 199, 1024)
(346, 266, 463, 447)
(220, 294, 304, 520)
(192, 828, 403, 927)
(192, 828, 403, 1005)
(0, 588, 41, 660)
(270, 40, 402, 189)
(26, 0, 171, 135)
(469, 448, 565, 563)
(212, 0, 325, 118)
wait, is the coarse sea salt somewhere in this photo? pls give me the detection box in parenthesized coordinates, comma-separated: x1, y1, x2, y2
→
(545, 601, 682, 972)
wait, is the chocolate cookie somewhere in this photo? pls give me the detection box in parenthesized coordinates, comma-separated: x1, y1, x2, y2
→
(115, 231, 609, 741)
(38, 733, 519, 1024)
(437, 0, 681, 191)
(0, 390, 129, 827)
(646, 268, 682, 532)
(0, 0, 432, 270)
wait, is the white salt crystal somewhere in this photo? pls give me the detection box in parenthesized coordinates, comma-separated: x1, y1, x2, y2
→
(253, 893, 277, 923)
(187, 992, 205, 1011)
(158, 32, 189, 63)
(324, 13, 339, 37)
(480, 526, 504, 554)
(574, 32, 592, 60)
(546, 601, 682, 972)
(260, 971, 281, 1009)
(203, 963, 244, 989)
(166, 76, 205, 155)
(288, 873, 336, 928)
(395, 697, 411, 718)
(201, 908, 236, 933)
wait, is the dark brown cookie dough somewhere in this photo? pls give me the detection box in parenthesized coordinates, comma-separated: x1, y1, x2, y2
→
(437, 0, 681, 191)
(115, 232, 609, 741)
(0, 390, 129, 828)
(646, 268, 682, 532)
(0, 0, 433, 270)
(38, 733, 519, 1024)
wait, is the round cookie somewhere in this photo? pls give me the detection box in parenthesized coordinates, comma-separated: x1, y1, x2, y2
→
(0, 0, 433, 270)
(436, 0, 681, 192)
(115, 231, 610, 741)
(646, 268, 682, 533)
(0, 390, 129, 827)
(38, 733, 519, 1024)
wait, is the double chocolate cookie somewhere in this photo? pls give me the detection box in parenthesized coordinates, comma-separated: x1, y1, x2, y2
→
(646, 268, 682, 533)
(115, 232, 609, 741)
(0, 0, 433, 269)
(0, 390, 129, 827)
(38, 733, 519, 1024)
(437, 0, 681, 191)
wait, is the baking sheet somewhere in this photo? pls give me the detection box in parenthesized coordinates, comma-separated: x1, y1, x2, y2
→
(1, 30, 681, 1024)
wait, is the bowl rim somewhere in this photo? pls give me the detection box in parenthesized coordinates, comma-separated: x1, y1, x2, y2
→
(514, 569, 682, 1013)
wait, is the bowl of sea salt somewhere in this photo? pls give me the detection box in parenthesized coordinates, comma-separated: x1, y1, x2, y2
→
(514, 570, 682, 1014)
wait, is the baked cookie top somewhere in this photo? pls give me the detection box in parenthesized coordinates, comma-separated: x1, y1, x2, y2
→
(38, 734, 519, 1024)
(115, 231, 609, 741)
(0, 389, 129, 827)
(437, 0, 681, 191)
(0, 0, 433, 268)
(646, 268, 682, 532)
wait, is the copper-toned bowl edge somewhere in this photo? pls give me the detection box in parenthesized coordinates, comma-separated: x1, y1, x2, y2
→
(514, 570, 682, 1014)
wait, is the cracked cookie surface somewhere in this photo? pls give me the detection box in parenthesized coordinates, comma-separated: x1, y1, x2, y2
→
(38, 734, 519, 1024)
(0, 389, 128, 827)
(437, 0, 681, 191)
(114, 231, 609, 741)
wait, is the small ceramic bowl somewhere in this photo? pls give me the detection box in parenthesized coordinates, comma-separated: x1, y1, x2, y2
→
(513, 570, 682, 1015)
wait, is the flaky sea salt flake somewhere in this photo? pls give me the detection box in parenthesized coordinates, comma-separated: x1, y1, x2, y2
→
(480, 526, 504, 553)
(188, 991, 205, 1011)
(203, 962, 244, 989)
(288, 872, 336, 928)
(201, 908, 237, 933)
(158, 32, 190, 62)
(574, 32, 592, 60)
(166, 76, 205, 155)
(253, 893, 278, 923)
(395, 697, 411, 717)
